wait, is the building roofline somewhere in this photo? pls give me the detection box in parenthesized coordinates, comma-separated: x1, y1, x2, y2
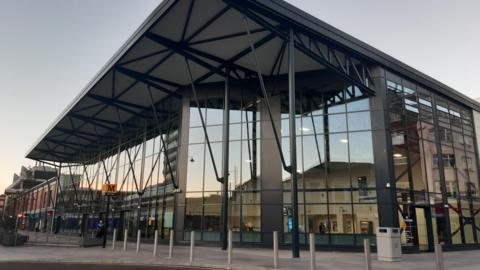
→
(26, 0, 480, 161)
(249, 0, 480, 111)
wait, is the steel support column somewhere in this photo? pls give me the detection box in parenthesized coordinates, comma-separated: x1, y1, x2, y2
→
(221, 69, 230, 250)
(288, 28, 300, 258)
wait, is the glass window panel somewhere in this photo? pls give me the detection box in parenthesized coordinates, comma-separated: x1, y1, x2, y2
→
(203, 203, 221, 234)
(300, 116, 315, 135)
(228, 203, 241, 232)
(282, 191, 305, 204)
(454, 148, 469, 199)
(206, 106, 224, 126)
(392, 133, 410, 196)
(189, 127, 205, 144)
(347, 112, 371, 131)
(346, 98, 370, 112)
(408, 139, 427, 193)
(242, 191, 261, 204)
(229, 108, 242, 124)
(204, 142, 222, 191)
(305, 191, 327, 203)
(230, 124, 242, 141)
(241, 140, 260, 190)
(452, 132, 465, 150)
(186, 144, 204, 192)
(349, 132, 376, 202)
(466, 151, 479, 198)
(328, 190, 351, 203)
(328, 204, 354, 234)
(464, 135, 475, 153)
(449, 208, 462, 244)
(420, 139, 442, 195)
(327, 95, 346, 114)
(185, 194, 202, 232)
(354, 204, 378, 235)
(328, 114, 347, 133)
(405, 116, 421, 138)
(327, 133, 350, 189)
(420, 121, 435, 141)
(441, 145, 457, 200)
(303, 135, 326, 189)
(242, 121, 260, 141)
(242, 204, 261, 234)
(305, 204, 328, 234)
(204, 191, 221, 204)
(229, 141, 242, 192)
(189, 105, 205, 127)
(206, 125, 223, 142)
(390, 111, 403, 132)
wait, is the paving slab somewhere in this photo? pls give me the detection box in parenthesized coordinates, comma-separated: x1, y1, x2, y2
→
(1, 240, 480, 269)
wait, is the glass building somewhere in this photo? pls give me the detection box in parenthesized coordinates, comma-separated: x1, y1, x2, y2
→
(16, 0, 480, 253)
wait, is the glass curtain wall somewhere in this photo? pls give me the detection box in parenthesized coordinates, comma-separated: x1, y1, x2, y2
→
(387, 71, 480, 247)
(184, 88, 261, 242)
(282, 85, 377, 246)
(55, 119, 178, 240)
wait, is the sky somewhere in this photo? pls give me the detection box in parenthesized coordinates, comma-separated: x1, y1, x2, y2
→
(0, 0, 479, 193)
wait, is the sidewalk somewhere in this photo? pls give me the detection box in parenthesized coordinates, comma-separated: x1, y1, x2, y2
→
(1, 240, 480, 269)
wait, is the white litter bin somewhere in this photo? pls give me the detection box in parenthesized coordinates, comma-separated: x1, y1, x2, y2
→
(376, 227, 401, 262)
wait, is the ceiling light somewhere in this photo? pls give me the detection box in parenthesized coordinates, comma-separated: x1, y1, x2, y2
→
(340, 139, 348, 143)
(393, 153, 403, 158)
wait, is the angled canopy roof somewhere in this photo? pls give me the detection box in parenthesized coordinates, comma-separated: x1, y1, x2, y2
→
(26, 0, 480, 163)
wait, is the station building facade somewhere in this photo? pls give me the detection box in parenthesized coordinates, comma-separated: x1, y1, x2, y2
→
(18, 0, 480, 252)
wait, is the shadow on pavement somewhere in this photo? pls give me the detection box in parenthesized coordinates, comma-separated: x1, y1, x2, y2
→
(0, 262, 212, 270)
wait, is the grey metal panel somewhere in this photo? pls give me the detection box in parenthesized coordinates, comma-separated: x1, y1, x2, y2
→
(260, 94, 283, 245)
(369, 66, 399, 227)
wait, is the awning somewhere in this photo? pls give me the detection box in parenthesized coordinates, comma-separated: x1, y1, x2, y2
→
(26, 0, 477, 163)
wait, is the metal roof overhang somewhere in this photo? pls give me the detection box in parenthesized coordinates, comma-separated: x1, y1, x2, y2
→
(26, 0, 480, 164)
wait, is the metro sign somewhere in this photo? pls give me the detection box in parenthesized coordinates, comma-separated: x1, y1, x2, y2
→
(101, 184, 117, 195)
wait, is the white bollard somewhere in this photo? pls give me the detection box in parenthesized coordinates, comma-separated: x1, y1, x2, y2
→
(123, 229, 128, 251)
(190, 231, 195, 264)
(112, 229, 117, 250)
(227, 230, 233, 266)
(136, 229, 141, 253)
(273, 231, 279, 269)
(168, 230, 174, 259)
(309, 233, 316, 270)
(153, 230, 158, 256)
(434, 244, 445, 270)
(364, 239, 371, 270)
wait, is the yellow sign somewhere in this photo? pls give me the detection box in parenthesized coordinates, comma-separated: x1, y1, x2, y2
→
(102, 184, 117, 194)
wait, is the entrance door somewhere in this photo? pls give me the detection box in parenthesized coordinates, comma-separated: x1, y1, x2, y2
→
(415, 207, 434, 251)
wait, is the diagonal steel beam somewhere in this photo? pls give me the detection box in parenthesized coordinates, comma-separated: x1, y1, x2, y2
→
(243, 17, 290, 172)
(185, 58, 223, 183)
(146, 85, 178, 189)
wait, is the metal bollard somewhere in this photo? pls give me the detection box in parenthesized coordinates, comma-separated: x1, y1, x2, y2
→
(168, 230, 174, 259)
(136, 230, 141, 253)
(112, 229, 117, 250)
(227, 230, 233, 266)
(153, 230, 158, 256)
(190, 231, 195, 264)
(123, 229, 128, 251)
(273, 231, 279, 269)
(364, 239, 371, 270)
(434, 244, 445, 270)
(309, 233, 316, 270)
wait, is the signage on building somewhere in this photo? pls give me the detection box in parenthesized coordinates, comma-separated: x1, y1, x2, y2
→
(101, 184, 117, 195)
